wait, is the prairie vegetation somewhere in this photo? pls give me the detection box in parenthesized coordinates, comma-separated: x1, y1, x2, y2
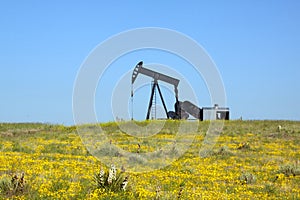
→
(0, 120, 299, 199)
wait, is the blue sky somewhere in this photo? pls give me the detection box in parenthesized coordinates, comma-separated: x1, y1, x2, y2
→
(0, 1, 299, 124)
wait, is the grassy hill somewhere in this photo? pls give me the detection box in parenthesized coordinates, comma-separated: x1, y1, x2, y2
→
(0, 120, 299, 199)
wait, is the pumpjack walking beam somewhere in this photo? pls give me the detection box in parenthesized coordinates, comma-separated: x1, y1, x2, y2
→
(131, 61, 181, 119)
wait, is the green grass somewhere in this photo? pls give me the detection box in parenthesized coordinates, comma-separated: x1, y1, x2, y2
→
(0, 120, 300, 199)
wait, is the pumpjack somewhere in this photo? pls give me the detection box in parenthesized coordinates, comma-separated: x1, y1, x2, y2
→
(131, 61, 229, 120)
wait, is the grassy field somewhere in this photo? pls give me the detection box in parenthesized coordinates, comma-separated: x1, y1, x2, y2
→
(0, 120, 299, 199)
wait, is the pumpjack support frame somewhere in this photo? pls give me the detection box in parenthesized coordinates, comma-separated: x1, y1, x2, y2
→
(146, 80, 169, 120)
